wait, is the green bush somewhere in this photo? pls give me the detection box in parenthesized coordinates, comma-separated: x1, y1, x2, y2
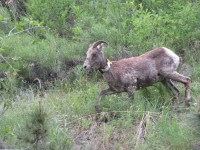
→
(1, 0, 200, 105)
(0, 32, 85, 81)
(73, 0, 200, 54)
(17, 102, 48, 149)
(0, 7, 15, 36)
(0, 1, 200, 149)
(26, 0, 76, 37)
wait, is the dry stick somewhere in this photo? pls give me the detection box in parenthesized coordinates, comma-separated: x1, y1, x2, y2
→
(135, 114, 145, 147)
(8, 27, 16, 36)
(21, 140, 37, 150)
(103, 121, 106, 150)
(0, 26, 49, 41)
(5, 26, 49, 37)
(135, 112, 150, 148)
(60, 110, 160, 127)
(0, 54, 13, 69)
(0, 26, 50, 41)
(2, 140, 37, 150)
(73, 130, 88, 142)
(0, 107, 8, 116)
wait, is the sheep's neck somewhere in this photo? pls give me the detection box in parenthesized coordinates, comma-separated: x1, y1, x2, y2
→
(99, 58, 110, 73)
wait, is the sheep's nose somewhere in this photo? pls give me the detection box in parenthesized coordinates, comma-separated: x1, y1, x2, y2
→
(83, 65, 87, 69)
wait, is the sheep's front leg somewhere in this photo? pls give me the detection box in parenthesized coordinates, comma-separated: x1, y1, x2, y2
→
(96, 88, 116, 113)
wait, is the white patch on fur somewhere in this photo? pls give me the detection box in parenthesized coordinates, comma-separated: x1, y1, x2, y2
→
(101, 60, 111, 72)
(163, 47, 180, 67)
(97, 45, 101, 49)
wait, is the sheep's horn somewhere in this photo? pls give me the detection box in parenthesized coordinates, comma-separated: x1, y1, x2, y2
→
(92, 40, 108, 48)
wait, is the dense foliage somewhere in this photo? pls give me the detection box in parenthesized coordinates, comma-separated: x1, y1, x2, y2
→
(0, 0, 200, 149)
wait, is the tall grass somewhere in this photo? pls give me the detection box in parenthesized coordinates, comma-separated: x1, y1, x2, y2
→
(0, 0, 200, 149)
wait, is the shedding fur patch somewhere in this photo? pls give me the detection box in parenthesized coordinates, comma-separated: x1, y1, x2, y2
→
(101, 59, 112, 72)
(163, 47, 180, 67)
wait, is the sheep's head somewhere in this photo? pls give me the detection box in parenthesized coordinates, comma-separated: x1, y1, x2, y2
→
(83, 40, 108, 71)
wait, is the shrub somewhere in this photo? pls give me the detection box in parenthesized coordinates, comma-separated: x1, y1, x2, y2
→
(72, 0, 200, 55)
(0, 32, 84, 82)
(26, 0, 76, 37)
(0, 7, 15, 36)
(17, 102, 48, 149)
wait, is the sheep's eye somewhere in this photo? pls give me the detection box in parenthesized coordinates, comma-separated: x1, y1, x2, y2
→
(92, 54, 97, 58)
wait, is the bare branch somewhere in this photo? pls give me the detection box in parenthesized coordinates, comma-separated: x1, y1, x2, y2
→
(5, 26, 49, 38)
(0, 107, 8, 116)
(8, 27, 16, 36)
(135, 112, 150, 147)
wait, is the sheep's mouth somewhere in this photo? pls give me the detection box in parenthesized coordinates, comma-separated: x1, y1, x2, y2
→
(83, 67, 94, 74)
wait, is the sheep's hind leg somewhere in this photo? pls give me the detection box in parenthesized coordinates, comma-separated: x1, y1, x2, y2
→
(168, 79, 180, 100)
(162, 79, 180, 103)
(160, 71, 191, 106)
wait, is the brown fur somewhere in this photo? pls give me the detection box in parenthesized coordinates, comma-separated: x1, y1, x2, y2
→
(83, 41, 191, 113)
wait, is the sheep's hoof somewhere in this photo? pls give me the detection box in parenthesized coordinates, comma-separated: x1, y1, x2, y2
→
(185, 99, 190, 107)
(95, 113, 102, 124)
(95, 105, 102, 114)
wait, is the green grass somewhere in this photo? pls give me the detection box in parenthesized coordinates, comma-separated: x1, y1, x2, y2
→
(0, 74, 199, 149)
(0, 0, 200, 149)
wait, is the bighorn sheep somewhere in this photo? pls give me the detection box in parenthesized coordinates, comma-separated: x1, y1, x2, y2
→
(83, 40, 191, 113)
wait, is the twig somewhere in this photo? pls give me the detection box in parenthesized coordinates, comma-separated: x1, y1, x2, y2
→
(73, 130, 88, 142)
(0, 54, 13, 69)
(7, 26, 47, 37)
(103, 121, 106, 150)
(0, 107, 8, 116)
(0, 139, 37, 150)
(135, 112, 150, 148)
(1, 26, 50, 40)
(59, 110, 160, 127)
(20, 140, 37, 150)
(8, 27, 16, 36)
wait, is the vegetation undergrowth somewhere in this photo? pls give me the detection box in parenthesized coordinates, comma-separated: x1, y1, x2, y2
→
(0, 0, 200, 149)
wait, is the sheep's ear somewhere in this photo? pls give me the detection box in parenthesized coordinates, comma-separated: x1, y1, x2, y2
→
(92, 40, 108, 51)
(97, 43, 106, 51)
